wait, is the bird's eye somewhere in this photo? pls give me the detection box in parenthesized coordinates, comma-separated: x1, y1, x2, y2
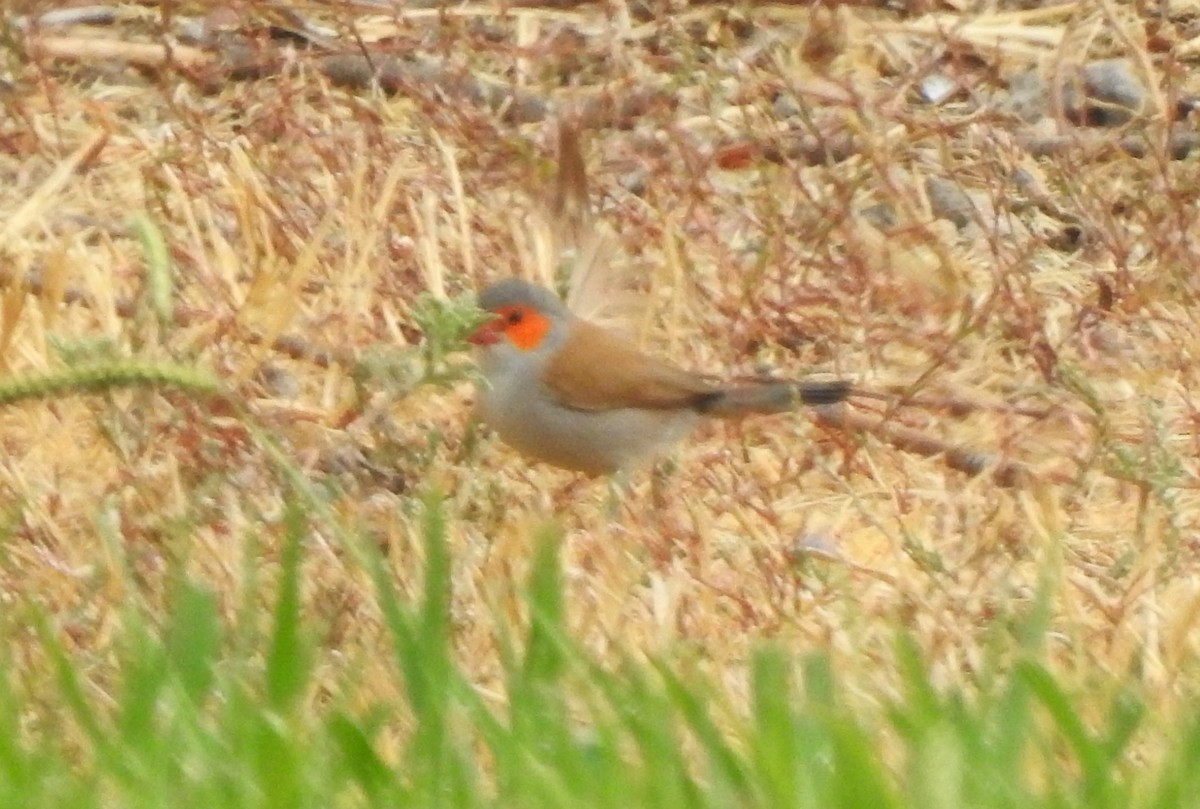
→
(506, 310, 524, 324)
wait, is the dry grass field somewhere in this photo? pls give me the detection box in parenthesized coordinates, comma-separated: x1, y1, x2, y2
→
(2, 0, 1200, 796)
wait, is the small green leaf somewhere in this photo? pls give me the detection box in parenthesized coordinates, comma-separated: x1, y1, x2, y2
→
(129, 212, 174, 326)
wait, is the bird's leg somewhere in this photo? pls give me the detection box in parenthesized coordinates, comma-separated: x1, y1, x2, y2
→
(645, 457, 702, 565)
(605, 471, 632, 520)
(650, 459, 670, 512)
(552, 471, 594, 507)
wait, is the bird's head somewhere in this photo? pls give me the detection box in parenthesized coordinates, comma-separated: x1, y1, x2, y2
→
(468, 278, 571, 356)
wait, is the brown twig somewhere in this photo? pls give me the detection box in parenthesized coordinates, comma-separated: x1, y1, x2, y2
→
(845, 386, 1055, 419)
(24, 35, 212, 72)
(813, 404, 1044, 488)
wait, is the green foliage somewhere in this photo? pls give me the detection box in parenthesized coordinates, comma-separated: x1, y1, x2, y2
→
(353, 292, 488, 401)
(0, 360, 220, 406)
(129, 212, 174, 329)
(0, 498, 1197, 808)
(410, 292, 491, 384)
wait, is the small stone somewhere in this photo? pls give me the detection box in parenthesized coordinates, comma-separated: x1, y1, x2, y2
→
(919, 72, 960, 105)
(788, 532, 844, 562)
(1063, 59, 1147, 126)
(859, 202, 898, 231)
(925, 177, 977, 229)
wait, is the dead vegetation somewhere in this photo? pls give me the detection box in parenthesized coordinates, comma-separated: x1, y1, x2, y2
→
(1, 0, 1199, 753)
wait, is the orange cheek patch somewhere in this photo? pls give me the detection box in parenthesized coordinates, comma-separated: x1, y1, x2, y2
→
(503, 308, 552, 351)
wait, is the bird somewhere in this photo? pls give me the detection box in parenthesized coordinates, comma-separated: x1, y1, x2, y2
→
(467, 278, 851, 476)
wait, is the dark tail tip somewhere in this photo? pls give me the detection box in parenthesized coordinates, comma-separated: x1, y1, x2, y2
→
(797, 380, 852, 406)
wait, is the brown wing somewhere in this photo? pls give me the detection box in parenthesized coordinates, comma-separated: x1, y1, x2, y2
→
(541, 319, 720, 412)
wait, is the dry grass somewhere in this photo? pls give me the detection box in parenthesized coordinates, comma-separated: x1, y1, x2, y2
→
(2, 0, 1200, 758)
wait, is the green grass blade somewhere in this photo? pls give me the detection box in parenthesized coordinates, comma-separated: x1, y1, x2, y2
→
(265, 499, 312, 710)
(657, 662, 751, 802)
(129, 212, 174, 327)
(165, 580, 222, 705)
(749, 645, 801, 806)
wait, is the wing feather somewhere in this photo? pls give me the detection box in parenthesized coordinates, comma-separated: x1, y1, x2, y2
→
(541, 320, 719, 411)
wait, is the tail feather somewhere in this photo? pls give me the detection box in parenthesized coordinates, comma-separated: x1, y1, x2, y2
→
(695, 380, 851, 417)
(797, 380, 852, 406)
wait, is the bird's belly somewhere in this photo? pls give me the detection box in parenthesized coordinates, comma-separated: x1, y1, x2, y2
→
(479, 382, 698, 476)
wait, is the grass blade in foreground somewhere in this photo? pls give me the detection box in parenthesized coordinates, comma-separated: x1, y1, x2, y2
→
(2, 497, 1200, 807)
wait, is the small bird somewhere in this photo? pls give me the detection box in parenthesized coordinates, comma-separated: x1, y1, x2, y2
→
(468, 278, 850, 476)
